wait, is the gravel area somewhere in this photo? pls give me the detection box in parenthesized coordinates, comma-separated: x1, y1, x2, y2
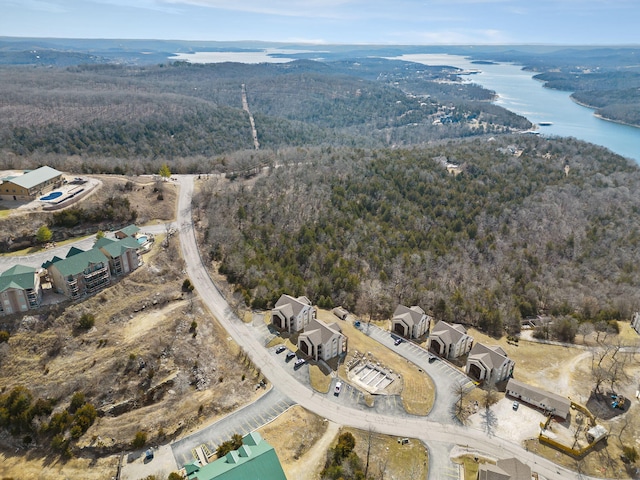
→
(467, 397, 546, 444)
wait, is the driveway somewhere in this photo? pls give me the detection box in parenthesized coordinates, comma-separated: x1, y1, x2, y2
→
(363, 323, 474, 422)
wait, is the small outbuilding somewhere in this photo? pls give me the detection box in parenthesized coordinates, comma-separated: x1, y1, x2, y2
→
(332, 306, 348, 320)
(586, 425, 608, 444)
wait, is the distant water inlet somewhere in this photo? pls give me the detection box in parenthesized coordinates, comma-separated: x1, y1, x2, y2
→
(40, 191, 62, 201)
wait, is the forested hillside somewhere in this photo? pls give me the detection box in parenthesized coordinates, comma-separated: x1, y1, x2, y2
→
(198, 136, 640, 337)
(0, 58, 530, 174)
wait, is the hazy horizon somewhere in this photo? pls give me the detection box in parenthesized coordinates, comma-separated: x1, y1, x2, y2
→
(1, 0, 638, 46)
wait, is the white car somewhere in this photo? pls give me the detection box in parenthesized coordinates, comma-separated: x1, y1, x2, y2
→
(334, 381, 343, 396)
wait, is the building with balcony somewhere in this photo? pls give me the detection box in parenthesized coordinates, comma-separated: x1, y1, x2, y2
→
(44, 247, 111, 300)
(95, 236, 142, 276)
(0, 265, 42, 316)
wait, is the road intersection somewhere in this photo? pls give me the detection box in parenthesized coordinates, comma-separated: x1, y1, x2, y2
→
(174, 175, 601, 480)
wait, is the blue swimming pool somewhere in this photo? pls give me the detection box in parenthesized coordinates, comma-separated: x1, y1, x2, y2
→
(137, 235, 148, 245)
(40, 191, 63, 201)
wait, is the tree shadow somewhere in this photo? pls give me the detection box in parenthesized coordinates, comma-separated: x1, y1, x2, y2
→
(480, 406, 499, 436)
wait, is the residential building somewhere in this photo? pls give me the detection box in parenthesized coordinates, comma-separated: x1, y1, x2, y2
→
(505, 378, 571, 420)
(0, 166, 63, 201)
(271, 294, 315, 333)
(428, 321, 473, 359)
(391, 304, 431, 339)
(115, 224, 141, 239)
(632, 312, 640, 334)
(44, 247, 111, 300)
(466, 343, 515, 383)
(477, 457, 531, 480)
(185, 432, 287, 480)
(297, 318, 347, 362)
(95, 236, 142, 276)
(0, 265, 42, 316)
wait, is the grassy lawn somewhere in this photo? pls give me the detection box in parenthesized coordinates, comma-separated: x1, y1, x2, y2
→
(309, 364, 332, 393)
(315, 309, 435, 415)
(452, 454, 495, 480)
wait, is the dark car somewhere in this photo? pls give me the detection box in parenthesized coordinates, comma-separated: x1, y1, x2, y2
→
(285, 351, 296, 362)
(394, 337, 404, 346)
(275, 345, 286, 354)
(428, 354, 437, 363)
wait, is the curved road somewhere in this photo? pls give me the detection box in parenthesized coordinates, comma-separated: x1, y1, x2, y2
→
(174, 175, 605, 480)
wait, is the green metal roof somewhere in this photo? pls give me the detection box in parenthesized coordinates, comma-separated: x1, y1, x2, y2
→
(98, 237, 139, 258)
(187, 432, 287, 480)
(0, 264, 37, 292)
(117, 224, 140, 237)
(6, 166, 62, 190)
(48, 248, 108, 277)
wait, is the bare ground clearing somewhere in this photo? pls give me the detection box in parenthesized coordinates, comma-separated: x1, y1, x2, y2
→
(0, 234, 261, 479)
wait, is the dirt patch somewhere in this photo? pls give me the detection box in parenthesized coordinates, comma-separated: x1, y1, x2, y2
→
(258, 405, 329, 478)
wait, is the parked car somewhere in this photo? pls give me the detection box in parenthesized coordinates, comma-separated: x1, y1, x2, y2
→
(285, 352, 296, 362)
(334, 381, 343, 396)
(294, 358, 306, 369)
(428, 354, 437, 363)
(275, 345, 286, 354)
(394, 337, 404, 346)
(513, 401, 519, 411)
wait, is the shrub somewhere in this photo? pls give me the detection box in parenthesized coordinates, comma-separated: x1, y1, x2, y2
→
(0, 330, 9, 343)
(132, 431, 147, 449)
(77, 313, 95, 331)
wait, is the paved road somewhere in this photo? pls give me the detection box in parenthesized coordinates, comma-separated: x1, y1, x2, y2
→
(0, 224, 170, 270)
(363, 323, 474, 423)
(0, 175, 608, 480)
(174, 175, 606, 480)
(171, 387, 295, 467)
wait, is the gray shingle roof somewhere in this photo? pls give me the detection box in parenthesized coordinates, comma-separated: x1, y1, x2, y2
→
(468, 343, 509, 370)
(393, 304, 426, 327)
(506, 378, 571, 419)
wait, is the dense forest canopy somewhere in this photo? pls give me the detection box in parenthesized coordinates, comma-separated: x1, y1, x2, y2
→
(0, 58, 531, 174)
(198, 136, 640, 337)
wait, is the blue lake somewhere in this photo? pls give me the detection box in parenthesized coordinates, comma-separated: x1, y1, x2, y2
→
(394, 54, 640, 162)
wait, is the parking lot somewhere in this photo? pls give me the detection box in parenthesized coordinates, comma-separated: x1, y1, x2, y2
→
(467, 397, 546, 442)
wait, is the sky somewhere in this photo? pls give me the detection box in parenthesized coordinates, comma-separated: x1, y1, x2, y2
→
(1, 0, 638, 45)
